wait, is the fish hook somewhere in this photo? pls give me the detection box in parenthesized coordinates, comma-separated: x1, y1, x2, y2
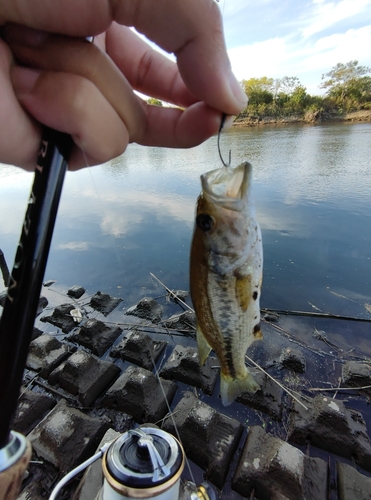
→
(217, 113, 232, 168)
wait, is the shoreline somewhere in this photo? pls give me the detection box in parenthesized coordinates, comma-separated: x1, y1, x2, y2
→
(233, 109, 371, 128)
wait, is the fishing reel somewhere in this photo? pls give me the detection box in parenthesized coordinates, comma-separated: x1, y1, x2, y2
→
(50, 426, 217, 500)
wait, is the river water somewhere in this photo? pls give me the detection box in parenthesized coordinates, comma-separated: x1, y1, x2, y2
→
(1, 121, 371, 338)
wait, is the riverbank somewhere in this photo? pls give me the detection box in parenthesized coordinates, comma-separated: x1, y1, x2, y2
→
(233, 109, 371, 127)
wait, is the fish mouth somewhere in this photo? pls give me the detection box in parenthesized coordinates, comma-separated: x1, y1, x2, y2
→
(201, 162, 252, 211)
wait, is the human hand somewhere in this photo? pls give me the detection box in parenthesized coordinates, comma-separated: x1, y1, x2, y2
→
(0, 0, 247, 170)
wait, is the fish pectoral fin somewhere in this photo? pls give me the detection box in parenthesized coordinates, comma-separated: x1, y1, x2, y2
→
(220, 369, 260, 406)
(196, 325, 212, 365)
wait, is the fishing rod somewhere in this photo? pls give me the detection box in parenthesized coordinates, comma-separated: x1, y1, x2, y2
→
(0, 127, 72, 499)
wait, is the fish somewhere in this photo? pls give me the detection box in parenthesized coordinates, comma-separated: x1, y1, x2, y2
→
(190, 161, 263, 406)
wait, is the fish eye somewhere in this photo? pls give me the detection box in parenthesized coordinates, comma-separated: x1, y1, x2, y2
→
(196, 214, 215, 232)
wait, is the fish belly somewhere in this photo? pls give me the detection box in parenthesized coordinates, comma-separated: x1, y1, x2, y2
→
(193, 267, 261, 405)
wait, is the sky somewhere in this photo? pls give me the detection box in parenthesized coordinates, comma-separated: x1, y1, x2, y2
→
(220, 0, 371, 95)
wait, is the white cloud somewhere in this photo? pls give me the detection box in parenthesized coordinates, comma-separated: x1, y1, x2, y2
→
(302, 0, 371, 38)
(228, 24, 371, 94)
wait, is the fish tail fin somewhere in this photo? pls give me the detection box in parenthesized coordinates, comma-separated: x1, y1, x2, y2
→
(196, 324, 212, 365)
(220, 370, 260, 406)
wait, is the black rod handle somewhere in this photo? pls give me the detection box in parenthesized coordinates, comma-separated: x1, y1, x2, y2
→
(0, 128, 72, 448)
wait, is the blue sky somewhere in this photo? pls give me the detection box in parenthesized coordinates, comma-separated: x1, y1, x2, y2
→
(220, 0, 371, 95)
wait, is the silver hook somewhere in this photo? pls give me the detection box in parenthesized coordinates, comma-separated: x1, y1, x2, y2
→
(217, 114, 232, 168)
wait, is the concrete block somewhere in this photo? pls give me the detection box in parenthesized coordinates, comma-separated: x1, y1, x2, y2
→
(40, 303, 76, 333)
(280, 347, 306, 373)
(288, 395, 371, 471)
(28, 399, 109, 472)
(90, 291, 122, 316)
(237, 369, 283, 420)
(102, 365, 177, 424)
(110, 330, 167, 370)
(72, 428, 121, 500)
(72, 318, 122, 356)
(126, 297, 163, 323)
(342, 361, 371, 395)
(13, 389, 56, 436)
(162, 392, 243, 488)
(27, 334, 74, 378)
(163, 310, 196, 330)
(232, 425, 327, 500)
(58, 350, 120, 407)
(67, 285, 85, 299)
(160, 345, 218, 395)
(337, 462, 371, 500)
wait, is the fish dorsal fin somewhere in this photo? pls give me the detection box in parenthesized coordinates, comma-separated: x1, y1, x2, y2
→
(196, 324, 212, 365)
(235, 274, 252, 312)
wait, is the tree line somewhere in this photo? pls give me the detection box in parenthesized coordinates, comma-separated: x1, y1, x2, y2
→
(237, 60, 371, 119)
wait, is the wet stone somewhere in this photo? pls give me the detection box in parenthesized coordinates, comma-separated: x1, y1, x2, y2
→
(13, 389, 57, 436)
(58, 350, 120, 407)
(160, 345, 218, 396)
(110, 330, 167, 370)
(32, 327, 43, 341)
(280, 347, 306, 373)
(40, 303, 76, 333)
(28, 399, 109, 472)
(27, 334, 74, 378)
(71, 318, 122, 356)
(342, 361, 371, 395)
(232, 425, 327, 500)
(101, 365, 177, 424)
(337, 462, 371, 500)
(162, 391, 243, 489)
(167, 289, 190, 303)
(126, 297, 163, 323)
(163, 310, 196, 330)
(288, 395, 371, 472)
(237, 369, 283, 420)
(36, 295, 48, 316)
(67, 285, 86, 299)
(43, 279, 56, 287)
(90, 291, 122, 316)
(48, 360, 67, 386)
(73, 428, 121, 500)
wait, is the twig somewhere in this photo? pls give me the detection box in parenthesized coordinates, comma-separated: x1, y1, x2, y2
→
(261, 307, 371, 323)
(333, 377, 342, 399)
(150, 272, 194, 312)
(309, 384, 371, 392)
(245, 355, 308, 410)
(34, 379, 75, 401)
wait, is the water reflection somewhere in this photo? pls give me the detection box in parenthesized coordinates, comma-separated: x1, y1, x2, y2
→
(0, 122, 370, 323)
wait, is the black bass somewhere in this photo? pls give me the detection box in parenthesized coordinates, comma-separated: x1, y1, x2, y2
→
(190, 162, 263, 406)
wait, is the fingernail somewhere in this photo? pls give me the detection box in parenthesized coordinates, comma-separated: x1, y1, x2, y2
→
(229, 72, 248, 108)
(12, 67, 41, 94)
(221, 115, 235, 131)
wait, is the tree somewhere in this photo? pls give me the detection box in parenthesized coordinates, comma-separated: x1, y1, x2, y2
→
(320, 60, 371, 103)
(241, 77, 274, 105)
(273, 76, 302, 98)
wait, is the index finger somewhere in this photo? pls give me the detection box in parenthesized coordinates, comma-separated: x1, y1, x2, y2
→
(0, 0, 247, 115)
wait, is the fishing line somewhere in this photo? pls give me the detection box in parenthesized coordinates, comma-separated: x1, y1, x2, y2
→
(217, 113, 231, 167)
(150, 351, 197, 487)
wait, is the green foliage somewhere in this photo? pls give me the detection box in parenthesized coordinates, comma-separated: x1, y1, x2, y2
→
(237, 61, 371, 120)
(146, 97, 163, 106)
(320, 60, 371, 110)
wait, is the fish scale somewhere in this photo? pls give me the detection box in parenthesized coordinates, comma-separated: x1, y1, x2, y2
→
(190, 162, 263, 406)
